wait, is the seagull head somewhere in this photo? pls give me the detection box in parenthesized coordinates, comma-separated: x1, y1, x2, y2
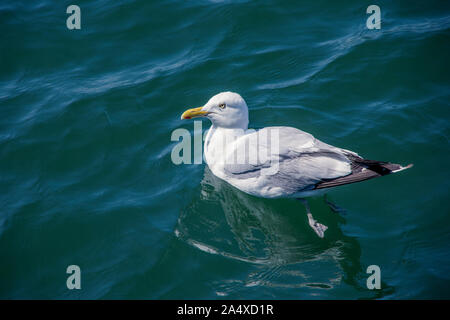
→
(181, 92, 249, 129)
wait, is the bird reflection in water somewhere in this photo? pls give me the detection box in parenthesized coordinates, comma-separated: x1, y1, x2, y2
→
(175, 167, 392, 298)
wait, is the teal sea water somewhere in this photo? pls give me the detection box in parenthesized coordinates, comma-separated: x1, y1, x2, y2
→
(1, 0, 449, 299)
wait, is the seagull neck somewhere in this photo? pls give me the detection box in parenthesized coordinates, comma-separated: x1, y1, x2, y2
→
(208, 125, 247, 142)
(204, 125, 247, 158)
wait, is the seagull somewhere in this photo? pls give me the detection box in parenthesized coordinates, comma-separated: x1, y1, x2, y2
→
(180, 92, 412, 238)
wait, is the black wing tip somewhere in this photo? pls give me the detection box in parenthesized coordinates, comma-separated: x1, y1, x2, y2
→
(314, 161, 413, 190)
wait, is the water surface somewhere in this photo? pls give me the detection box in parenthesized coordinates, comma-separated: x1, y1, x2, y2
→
(0, 0, 449, 299)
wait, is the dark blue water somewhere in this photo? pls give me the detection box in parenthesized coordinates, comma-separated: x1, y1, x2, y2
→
(0, 0, 449, 299)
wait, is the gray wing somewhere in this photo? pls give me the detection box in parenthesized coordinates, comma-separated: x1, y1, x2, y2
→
(222, 127, 353, 193)
(222, 126, 411, 194)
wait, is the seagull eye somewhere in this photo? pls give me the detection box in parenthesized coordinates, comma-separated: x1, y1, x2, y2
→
(218, 103, 226, 109)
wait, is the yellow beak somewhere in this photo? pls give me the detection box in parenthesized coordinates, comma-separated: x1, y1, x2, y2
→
(181, 106, 208, 120)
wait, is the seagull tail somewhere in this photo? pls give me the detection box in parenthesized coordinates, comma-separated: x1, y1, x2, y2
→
(351, 157, 413, 176)
(314, 154, 413, 190)
(391, 163, 414, 173)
